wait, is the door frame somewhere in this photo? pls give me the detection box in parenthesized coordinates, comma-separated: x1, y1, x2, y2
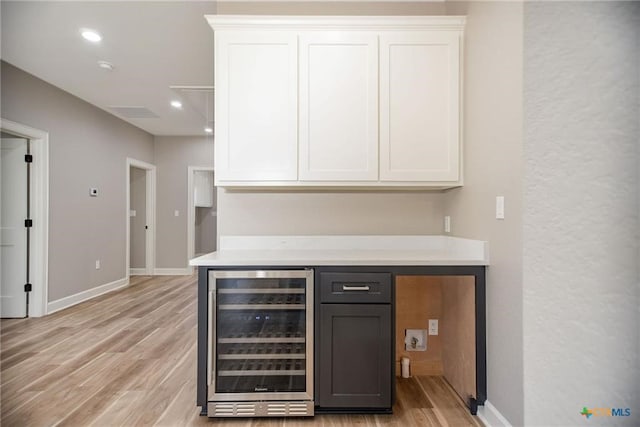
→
(126, 158, 156, 277)
(0, 118, 49, 317)
(187, 166, 215, 271)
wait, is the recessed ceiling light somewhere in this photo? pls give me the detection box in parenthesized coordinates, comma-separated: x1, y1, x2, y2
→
(81, 28, 102, 43)
(97, 61, 114, 71)
(204, 127, 213, 134)
(170, 100, 183, 109)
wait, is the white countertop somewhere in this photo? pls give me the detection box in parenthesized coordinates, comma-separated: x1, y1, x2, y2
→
(189, 235, 489, 266)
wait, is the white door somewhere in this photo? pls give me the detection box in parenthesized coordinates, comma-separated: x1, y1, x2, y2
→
(299, 33, 379, 181)
(1, 137, 28, 318)
(379, 32, 461, 182)
(215, 31, 298, 182)
(129, 166, 146, 275)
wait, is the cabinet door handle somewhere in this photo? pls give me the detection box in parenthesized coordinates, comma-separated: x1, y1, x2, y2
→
(342, 285, 371, 291)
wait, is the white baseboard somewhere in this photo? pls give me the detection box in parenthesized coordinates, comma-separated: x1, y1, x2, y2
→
(129, 268, 148, 276)
(477, 401, 513, 427)
(153, 267, 193, 276)
(47, 277, 129, 315)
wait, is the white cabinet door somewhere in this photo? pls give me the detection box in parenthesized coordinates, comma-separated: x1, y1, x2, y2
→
(215, 32, 298, 182)
(380, 32, 461, 182)
(299, 33, 379, 181)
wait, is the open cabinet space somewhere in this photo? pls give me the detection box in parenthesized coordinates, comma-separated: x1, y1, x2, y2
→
(396, 275, 476, 405)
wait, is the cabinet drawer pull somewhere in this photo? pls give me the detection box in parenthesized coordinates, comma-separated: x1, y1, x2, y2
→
(342, 285, 371, 292)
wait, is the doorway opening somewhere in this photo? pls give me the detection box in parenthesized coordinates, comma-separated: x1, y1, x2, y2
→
(126, 158, 156, 277)
(0, 119, 49, 318)
(187, 166, 216, 267)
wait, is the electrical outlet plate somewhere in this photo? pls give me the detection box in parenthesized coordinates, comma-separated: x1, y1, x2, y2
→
(429, 319, 439, 335)
(404, 329, 427, 351)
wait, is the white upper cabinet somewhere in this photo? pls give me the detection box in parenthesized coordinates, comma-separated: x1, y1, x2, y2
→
(208, 16, 465, 189)
(380, 32, 460, 183)
(299, 33, 379, 181)
(215, 31, 298, 182)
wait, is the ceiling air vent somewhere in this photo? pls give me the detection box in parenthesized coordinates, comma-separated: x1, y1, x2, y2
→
(109, 106, 159, 119)
(169, 86, 214, 122)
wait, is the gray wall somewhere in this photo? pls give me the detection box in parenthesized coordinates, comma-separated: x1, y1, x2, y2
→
(1, 61, 154, 302)
(443, 2, 524, 424)
(129, 166, 146, 269)
(523, 2, 639, 425)
(218, 190, 446, 236)
(154, 135, 213, 268)
(216, 1, 446, 15)
(195, 205, 216, 255)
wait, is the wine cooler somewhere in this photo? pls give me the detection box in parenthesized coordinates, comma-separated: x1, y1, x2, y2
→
(207, 270, 314, 417)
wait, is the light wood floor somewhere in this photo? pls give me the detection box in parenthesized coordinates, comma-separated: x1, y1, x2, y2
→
(1, 275, 483, 427)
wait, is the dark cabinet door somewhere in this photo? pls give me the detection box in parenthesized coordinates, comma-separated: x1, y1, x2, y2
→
(318, 304, 392, 409)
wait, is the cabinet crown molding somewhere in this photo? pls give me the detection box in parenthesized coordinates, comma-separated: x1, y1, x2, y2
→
(206, 15, 466, 31)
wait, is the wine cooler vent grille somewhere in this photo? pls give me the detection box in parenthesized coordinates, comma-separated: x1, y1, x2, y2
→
(208, 402, 314, 417)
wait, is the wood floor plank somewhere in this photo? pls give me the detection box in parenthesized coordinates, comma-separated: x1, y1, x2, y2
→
(1, 274, 483, 427)
(0, 353, 60, 389)
(397, 376, 434, 409)
(23, 342, 131, 392)
(88, 390, 148, 427)
(0, 388, 43, 422)
(11, 353, 136, 425)
(154, 377, 201, 427)
(1, 327, 73, 363)
(55, 358, 159, 427)
(36, 319, 137, 365)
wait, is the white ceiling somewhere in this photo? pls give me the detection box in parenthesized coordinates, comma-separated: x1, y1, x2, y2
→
(1, 1, 216, 136)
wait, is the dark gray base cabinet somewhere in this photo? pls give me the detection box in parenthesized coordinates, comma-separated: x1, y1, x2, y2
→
(316, 271, 393, 411)
(318, 304, 392, 410)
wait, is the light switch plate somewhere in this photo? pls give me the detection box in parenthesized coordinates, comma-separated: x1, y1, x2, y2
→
(496, 196, 505, 219)
(444, 216, 451, 233)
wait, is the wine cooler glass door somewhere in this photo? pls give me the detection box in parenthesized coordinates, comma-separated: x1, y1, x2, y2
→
(208, 270, 313, 401)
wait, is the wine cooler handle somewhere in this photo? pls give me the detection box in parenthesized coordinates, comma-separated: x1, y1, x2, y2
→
(208, 290, 214, 387)
(342, 285, 371, 291)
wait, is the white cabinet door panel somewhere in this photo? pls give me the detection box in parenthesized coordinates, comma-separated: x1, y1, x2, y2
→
(215, 32, 298, 182)
(380, 32, 460, 182)
(299, 33, 378, 181)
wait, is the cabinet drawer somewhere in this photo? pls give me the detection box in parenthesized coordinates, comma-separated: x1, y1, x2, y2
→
(320, 272, 391, 303)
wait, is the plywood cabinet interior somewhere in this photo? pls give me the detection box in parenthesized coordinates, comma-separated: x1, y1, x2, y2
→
(395, 275, 476, 403)
(208, 16, 465, 189)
